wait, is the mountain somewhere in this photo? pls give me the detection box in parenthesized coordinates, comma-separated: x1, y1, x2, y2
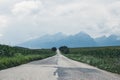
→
(55, 32, 97, 47)
(19, 32, 66, 48)
(95, 35, 120, 46)
(18, 32, 97, 48)
(18, 32, 120, 49)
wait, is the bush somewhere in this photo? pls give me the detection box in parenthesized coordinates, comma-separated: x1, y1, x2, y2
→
(0, 44, 56, 70)
(63, 47, 120, 74)
(51, 47, 57, 52)
(59, 46, 70, 54)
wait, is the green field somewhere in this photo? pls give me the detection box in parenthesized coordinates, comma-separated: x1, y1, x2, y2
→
(62, 46, 120, 74)
(0, 44, 56, 70)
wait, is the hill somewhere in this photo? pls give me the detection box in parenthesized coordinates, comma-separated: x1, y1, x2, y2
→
(19, 32, 97, 48)
(18, 32, 120, 48)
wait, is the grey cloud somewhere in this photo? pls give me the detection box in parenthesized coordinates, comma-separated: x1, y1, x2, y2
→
(0, 0, 120, 45)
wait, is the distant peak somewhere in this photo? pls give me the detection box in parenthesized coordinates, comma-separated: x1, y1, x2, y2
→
(108, 34, 117, 39)
(55, 32, 64, 35)
(53, 32, 66, 37)
(75, 32, 89, 36)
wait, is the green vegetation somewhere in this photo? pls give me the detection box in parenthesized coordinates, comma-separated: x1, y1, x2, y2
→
(62, 46, 120, 74)
(51, 47, 57, 52)
(0, 44, 56, 70)
(59, 46, 70, 54)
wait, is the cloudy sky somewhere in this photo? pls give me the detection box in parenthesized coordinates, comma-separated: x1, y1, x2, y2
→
(0, 0, 120, 45)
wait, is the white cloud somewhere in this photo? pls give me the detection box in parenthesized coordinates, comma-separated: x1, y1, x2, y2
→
(0, 0, 120, 45)
(0, 15, 9, 27)
(0, 0, 4, 3)
(0, 15, 9, 39)
(12, 0, 43, 16)
(0, 0, 8, 4)
(0, 34, 3, 37)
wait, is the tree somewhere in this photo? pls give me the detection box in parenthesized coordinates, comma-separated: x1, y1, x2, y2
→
(51, 47, 57, 52)
(59, 46, 69, 54)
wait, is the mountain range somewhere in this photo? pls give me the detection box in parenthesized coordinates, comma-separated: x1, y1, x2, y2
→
(18, 32, 120, 49)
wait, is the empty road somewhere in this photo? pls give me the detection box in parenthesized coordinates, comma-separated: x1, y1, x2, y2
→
(0, 50, 120, 80)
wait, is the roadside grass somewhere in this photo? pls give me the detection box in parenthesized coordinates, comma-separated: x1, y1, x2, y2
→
(0, 53, 55, 70)
(0, 45, 56, 70)
(63, 47, 120, 74)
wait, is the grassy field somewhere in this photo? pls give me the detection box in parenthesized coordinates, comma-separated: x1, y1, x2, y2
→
(62, 46, 120, 74)
(0, 44, 56, 70)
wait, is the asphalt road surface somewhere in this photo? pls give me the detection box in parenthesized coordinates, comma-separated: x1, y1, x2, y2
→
(0, 50, 120, 80)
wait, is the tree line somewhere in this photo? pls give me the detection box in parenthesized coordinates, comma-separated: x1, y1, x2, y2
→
(0, 44, 53, 57)
(51, 46, 70, 54)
